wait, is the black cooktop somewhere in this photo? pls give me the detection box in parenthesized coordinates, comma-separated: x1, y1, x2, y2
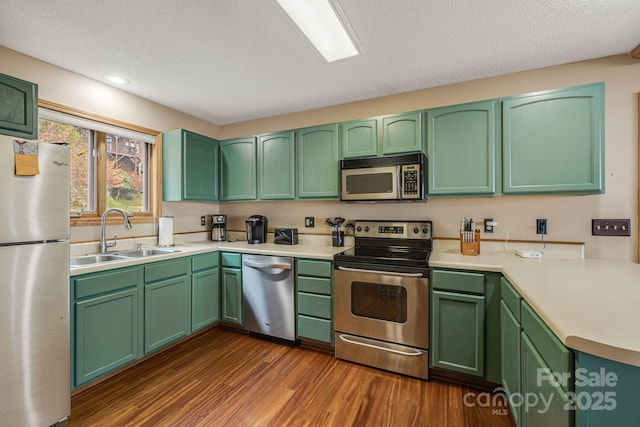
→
(333, 220, 433, 272)
(334, 245, 431, 268)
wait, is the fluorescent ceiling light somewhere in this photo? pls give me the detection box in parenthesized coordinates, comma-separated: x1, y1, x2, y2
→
(105, 75, 130, 85)
(276, 0, 359, 62)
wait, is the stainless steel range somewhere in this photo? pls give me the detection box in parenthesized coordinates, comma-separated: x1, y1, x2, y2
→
(333, 220, 432, 380)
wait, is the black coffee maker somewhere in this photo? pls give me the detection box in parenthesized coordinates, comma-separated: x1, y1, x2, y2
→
(246, 215, 268, 244)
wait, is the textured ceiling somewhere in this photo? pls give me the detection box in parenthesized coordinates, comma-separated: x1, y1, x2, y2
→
(1, 0, 639, 125)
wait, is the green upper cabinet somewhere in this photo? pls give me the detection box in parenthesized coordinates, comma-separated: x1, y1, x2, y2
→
(341, 119, 378, 158)
(0, 72, 38, 139)
(502, 83, 604, 195)
(162, 129, 219, 202)
(426, 100, 500, 196)
(258, 131, 295, 200)
(296, 124, 340, 199)
(382, 112, 423, 155)
(219, 137, 257, 201)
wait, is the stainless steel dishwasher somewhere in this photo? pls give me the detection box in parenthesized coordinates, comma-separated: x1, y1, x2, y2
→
(242, 254, 295, 341)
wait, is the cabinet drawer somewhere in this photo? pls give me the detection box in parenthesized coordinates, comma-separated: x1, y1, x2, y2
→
(297, 259, 332, 278)
(297, 315, 333, 344)
(221, 252, 242, 268)
(521, 301, 573, 381)
(298, 293, 332, 319)
(297, 276, 331, 295)
(432, 269, 484, 295)
(501, 277, 521, 321)
(144, 258, 189, 284)
(75, 267, 138, 299)
(192, 252, 219, 272)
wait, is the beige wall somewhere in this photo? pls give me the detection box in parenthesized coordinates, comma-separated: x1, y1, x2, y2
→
(220, 55, 639, 262)
(0, 46, 221, 243)
(1, 45, 638, 261)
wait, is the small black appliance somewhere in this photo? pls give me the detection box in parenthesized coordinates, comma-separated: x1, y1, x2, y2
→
(246, 215, 268, 244)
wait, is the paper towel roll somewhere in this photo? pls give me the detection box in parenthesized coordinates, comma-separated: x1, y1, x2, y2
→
(158, 216, 174, 247)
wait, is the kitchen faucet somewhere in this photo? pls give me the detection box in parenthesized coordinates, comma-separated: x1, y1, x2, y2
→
(100, 208, 133, 253)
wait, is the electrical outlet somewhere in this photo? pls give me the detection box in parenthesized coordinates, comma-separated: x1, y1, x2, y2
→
(484, 218, 494, 233)
(305, 216, 315, 227)
(200, 216, 206, 226)
(536, 219, 547, 234)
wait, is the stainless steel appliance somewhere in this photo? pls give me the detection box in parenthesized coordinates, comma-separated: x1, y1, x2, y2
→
(246, 215, 268, 244)
(334, 220, 432, 379)
(0, 137, 71, 426)
(211, 214, 227, 241)
(340, 153, 425, 201)
(242, 254, 295, 341)
(274, 227, 298, 245)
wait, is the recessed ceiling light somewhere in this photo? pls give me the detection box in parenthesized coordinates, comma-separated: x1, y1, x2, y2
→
(105, 75, 130, 85)
(275, 0, 359, 63)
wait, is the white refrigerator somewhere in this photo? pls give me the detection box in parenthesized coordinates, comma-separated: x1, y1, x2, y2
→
(0, 136, 71, 427)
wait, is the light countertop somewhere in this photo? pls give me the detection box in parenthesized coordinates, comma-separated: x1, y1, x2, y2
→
(69, 240, 346, 276)
(70, 237, 640, 368)
(430, 240, 640, 368)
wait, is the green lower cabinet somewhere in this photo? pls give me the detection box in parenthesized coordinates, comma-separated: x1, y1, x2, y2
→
(74, 288, 139, 387)
(431, 289, 485, 376)
(575, 352, 640, 427)
(430, 269, 501, 381)
(297, 315, 333, 343)
(191, 267, 220, 332)
(144, 276, 190, 354)
(501, 301, 522, 426)
(221, 267, 243, 325)
(521, 332, 573, 427)
(296, 258, 333, 345)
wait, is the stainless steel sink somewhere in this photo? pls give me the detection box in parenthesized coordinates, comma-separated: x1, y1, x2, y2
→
(114, 248, 181, 258)
(70, 254, 131, 267)
(70, 247, 181, 268)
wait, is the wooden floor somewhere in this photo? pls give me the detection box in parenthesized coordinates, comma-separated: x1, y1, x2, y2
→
(69, 328, 515, 427)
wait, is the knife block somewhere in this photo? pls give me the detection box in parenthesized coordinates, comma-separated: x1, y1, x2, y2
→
(460, 231, 480, 256)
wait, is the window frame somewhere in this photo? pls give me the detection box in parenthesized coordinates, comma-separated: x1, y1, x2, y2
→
(38, 99, 162, 226)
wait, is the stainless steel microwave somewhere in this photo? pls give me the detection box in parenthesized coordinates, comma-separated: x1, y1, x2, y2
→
(340, 153, 426, 201)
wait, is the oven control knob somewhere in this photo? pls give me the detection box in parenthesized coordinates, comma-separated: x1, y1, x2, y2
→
(364, 226, 370, 232)
(422, 227, 429, 234)
(413, 227, 419, 234)
(356, 226, 362, 232)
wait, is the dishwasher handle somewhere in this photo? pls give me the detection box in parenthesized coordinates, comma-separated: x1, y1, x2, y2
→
(243, 259, 292, 270)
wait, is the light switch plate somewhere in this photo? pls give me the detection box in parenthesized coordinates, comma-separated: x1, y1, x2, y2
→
(592, 219, 631, 236)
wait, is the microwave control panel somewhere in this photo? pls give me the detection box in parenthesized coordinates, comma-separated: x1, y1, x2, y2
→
(400, 164, 421, 199)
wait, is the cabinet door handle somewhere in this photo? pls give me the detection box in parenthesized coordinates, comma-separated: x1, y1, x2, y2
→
(338, 334, 423, 357)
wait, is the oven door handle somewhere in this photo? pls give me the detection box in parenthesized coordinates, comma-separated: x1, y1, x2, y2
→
(338, 334, 424, 357)
(337, 265, 423, 278)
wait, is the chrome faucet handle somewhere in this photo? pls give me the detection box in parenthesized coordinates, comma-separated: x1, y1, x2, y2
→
(106, 233, 118, 249)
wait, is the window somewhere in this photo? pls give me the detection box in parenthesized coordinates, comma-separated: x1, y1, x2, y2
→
(37, 102, 160, 224)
